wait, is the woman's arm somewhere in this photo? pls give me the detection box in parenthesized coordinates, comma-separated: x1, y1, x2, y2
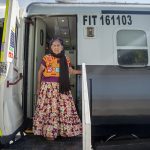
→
(66, 55, 81, 75)
(69, 66, 81, 75)
(37, 64, 45, 94)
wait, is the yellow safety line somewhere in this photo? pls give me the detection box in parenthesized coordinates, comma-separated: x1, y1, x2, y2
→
(0, 0, 9, 62)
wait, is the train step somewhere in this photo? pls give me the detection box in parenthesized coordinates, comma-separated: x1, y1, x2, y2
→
(94, 137, 150, 150)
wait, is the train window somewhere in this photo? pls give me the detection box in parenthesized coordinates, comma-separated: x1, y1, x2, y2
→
(117, 30, 147, 46)
(117, 30, 148, 66)
(40, 29, 44, 46)
(118, 49, 148, 66)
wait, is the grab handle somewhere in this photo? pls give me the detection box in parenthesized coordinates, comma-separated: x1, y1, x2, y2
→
(7, 73, 23, 87)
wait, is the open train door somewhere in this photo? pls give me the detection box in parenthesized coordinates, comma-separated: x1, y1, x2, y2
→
(0, 0, 24, 145)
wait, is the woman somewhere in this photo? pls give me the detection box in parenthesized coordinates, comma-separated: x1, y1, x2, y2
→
(33, 37, 82, 140)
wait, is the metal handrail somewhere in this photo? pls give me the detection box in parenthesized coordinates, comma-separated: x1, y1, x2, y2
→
(7, 73, 23, 87)
(82, 63, 92, 150)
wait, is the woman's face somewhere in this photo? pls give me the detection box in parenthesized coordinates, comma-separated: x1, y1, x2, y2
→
(51, 40, 63, 54)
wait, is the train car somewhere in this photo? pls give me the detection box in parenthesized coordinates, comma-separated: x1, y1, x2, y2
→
(0, 0, 25, 145)
(1, 0, 150, 145)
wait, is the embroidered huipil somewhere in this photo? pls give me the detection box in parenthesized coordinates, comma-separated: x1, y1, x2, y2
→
(41, 54, 71, 82)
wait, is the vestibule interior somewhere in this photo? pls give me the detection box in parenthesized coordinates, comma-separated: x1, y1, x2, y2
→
(26, 15, 78, 119)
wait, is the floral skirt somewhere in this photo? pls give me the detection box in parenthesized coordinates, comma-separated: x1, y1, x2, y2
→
(33, 82, 82, 139)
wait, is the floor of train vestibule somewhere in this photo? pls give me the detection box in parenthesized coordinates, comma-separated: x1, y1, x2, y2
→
(1, 134, 82, 150)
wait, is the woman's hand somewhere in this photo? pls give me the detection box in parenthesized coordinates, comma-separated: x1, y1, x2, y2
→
(36, 64, 45, 95)
(69, 67, 82, 75)
(36, 83, 41, 95)
(36, 88, 40, 95)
